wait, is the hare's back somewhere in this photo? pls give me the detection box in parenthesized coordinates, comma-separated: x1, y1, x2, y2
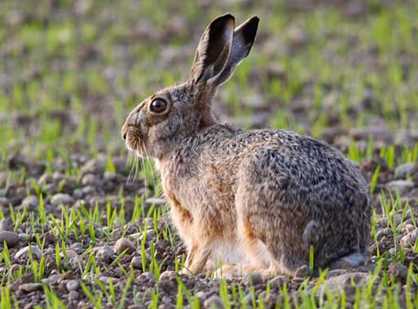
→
(233, 129, 369, 210)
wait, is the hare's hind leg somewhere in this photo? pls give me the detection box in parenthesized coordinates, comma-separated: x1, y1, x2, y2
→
(235, 157, 308, 277)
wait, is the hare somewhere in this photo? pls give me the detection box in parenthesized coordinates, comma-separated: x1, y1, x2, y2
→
(121, 14, 371, 277)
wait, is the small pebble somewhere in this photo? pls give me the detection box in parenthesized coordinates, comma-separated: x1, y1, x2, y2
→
(386, 180, 414, 195)
(19, 283, 42, 292)
(130, 256, 142, 269)
(0, 231, 19, 247)
(204, 295, 225, 309)
(21, 195, 38, 209)
(0, 218, 13, 231)
(15, 245, 42, 260)
(51, 193, 74, 206)
(114, 238, 135, 254)
(94, 246, 114, 263)
(81, 173, 98, 186)
(400, 229, 418, 248)
(388, 262, 408, 281)
(394, 163, 416, 179)
(66, 279, 80, 291)
(68, 290, 80, 301)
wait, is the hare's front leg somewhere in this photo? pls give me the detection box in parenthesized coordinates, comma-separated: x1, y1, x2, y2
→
(183, 241, 211, 274)
(167, 197, 212, 274)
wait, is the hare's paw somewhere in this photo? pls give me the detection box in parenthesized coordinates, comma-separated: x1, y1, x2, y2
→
(213, 264, 244, 280)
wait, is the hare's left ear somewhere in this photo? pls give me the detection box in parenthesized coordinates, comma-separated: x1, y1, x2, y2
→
(190, 14, 235, 86)
(215, 16, 259, 85)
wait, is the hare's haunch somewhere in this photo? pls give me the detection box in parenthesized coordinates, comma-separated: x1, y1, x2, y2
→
(122, 14, 371, 277)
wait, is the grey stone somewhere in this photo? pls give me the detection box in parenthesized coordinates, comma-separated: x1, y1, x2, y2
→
(0, 231, 19, 247)
(114, 238, 135, 254)
(66, 279, 80, 291)
(386, 180, 414, 195)
(15, 245, 42, 260)
(204, 295, 225, 309)
(21, 195, 38, 209)
(19, 283, 42, 292)
(0, 218, 12, 231)
(68, 290, 80, 301)
(388, 262, 408, 281)
(318, 272, 369, 296)
(51, 193, 74, 206)
(94, 246, 114, 263)
(81, 173, 98, 186)
(130, 256, 142, 269)
(400, 229, 418, 248)
(394, 163, 416, 179)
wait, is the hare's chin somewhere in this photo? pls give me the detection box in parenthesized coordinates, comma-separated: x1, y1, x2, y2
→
(125, 142, 145, 158)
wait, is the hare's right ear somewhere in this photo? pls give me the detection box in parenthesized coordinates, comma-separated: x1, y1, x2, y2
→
(190, 14, 235, 86)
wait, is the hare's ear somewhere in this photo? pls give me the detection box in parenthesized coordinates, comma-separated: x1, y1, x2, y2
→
(215, 16, 259, 85)
(190, 14, 235, 86)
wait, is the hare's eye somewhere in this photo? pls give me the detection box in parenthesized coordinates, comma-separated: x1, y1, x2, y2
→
(149, 98, 168, 114)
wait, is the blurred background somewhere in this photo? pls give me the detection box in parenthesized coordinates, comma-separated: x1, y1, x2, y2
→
(0, 0, 417, 158)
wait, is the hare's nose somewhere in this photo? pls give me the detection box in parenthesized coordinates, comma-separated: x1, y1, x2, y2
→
(121, 123, 128, 140)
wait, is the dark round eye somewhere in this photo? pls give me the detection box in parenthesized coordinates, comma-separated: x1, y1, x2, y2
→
(149, 98, 168, 114)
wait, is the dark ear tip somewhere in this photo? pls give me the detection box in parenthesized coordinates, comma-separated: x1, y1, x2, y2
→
(248, 16, 260, 28)
(213, 13, 235, 24)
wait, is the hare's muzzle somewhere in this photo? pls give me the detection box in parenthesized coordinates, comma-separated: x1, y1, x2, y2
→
(121, 118, 144, 154)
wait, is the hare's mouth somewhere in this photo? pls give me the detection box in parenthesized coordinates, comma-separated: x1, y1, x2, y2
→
(125, 127, 145, 156)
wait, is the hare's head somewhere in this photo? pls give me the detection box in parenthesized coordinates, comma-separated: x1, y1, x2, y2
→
(122, 14, 258, 159)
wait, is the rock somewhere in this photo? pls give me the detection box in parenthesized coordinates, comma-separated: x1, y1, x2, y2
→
(204, 295, 225, 309)
(104, 171, 117, 181)
(0, 231, 19, 247)
(114, 238, 135, 254)
(400, 229, 418, 248)
(130, 256, 141, 269)
(394, 163, 416, 179)
(51, 193, 74, 206)
(386, 180, 414, 195)
(376, 228, 391, 240)
(68, 290, 79, 301)
(66, 279, 80, 291)
(81, 173, 98, 186)
(401, 224, 415, 234)
(42, 274, 61, 285)
(19, 283, 42, 292)
(94, 246, 114, 263)
(81, 158, 106, 175)
(15, 245, 42, 260)
(388, 262, 408, 281)
(158, 270, 177, 292)
(21, 195, 38, 209)
(0, 197, 10, 207)
(0, 218, 12, 232)
(318, 272, 369, 296)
